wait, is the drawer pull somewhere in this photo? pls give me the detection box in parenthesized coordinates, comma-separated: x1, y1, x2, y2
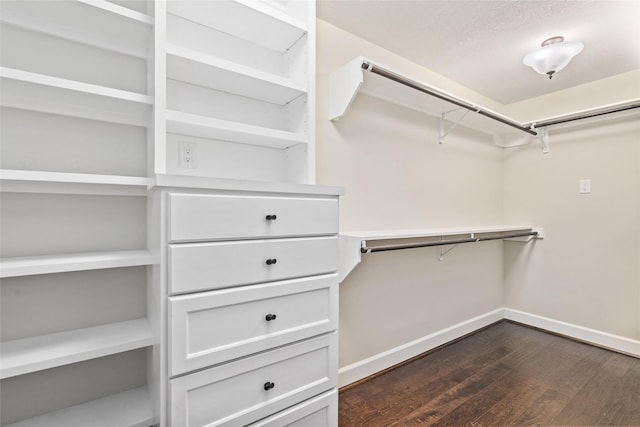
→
(265, 258, 277, 265)
(263, 381, 275, 391)
(265, 313, 277, 321)
(265, 214, 277, 221)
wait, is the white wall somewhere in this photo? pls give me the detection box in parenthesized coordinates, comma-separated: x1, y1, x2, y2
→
(316, 20, 507, 368)
(503, 116, 640, 340)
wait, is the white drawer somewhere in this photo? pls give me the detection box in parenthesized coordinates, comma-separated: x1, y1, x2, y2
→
(169, 236, 338, 294)
(169, 333, 338, 427)
(168, 193, 338, 242)
(168, 274, 338, 376)
(248, 390, 338, 427)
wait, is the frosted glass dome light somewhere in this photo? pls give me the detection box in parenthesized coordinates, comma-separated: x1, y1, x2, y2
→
(523, 36, 584, 79)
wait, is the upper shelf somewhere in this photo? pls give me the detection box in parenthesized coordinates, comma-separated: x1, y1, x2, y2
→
(166, 109, 308, 149)
(0, 0, 152, 58)
(166, 0, 307, 53)
(329, 57, 640, 146)
(329, 57, 535, 139)
(0, 67, 152, 127)
(166, 43, 306, 105)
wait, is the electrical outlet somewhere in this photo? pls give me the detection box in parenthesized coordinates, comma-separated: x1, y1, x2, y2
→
(179, 142, 196, 169)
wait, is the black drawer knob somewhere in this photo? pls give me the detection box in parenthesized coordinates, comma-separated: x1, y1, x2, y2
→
(263, 381, 275, 391)
(266, 258, 277, 265)
(265, 214, 277, 221)
(265, 313, 277, 321)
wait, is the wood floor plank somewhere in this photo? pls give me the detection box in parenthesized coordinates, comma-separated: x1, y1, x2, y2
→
(339, 321, 640, 427)
(470, 378, 547, 426)
(389, 361, 512, 426)
(549, 352, 631, 425)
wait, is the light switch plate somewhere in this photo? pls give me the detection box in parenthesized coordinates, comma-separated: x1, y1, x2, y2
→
(579, 179, 591, 194)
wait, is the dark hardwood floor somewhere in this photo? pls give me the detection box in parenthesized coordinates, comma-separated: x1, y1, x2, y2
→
(339, 321, 640, 426)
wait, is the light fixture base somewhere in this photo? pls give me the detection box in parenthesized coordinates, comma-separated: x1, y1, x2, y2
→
(541, 36, 564, 47)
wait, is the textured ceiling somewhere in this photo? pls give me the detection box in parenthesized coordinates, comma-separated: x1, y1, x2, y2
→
(317, 0, 640, 104)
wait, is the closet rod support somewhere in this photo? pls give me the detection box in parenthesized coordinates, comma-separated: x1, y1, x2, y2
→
(439, 109, 473, 144)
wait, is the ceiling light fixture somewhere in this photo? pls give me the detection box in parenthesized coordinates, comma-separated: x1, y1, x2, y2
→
(523, 36, 584, 79)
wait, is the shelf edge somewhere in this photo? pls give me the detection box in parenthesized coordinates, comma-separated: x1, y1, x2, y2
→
(0, 250, 155, 278)
(0, 318, 154, 379)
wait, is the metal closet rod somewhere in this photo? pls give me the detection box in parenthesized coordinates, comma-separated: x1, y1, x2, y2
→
(361, 231, 539, 254)
(361, 61, 539, 137)
(528, 103, 640, 128)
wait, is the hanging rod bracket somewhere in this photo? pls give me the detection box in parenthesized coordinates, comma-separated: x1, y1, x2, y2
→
(540, 127, 550, 154)
(439, 108, 473, 144)
(438, 243, 461, 260)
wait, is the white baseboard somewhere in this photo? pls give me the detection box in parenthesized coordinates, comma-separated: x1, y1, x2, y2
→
(503, 308, 640, 358)
(339, 307, 640, 388)
(338, 308, 504, 387)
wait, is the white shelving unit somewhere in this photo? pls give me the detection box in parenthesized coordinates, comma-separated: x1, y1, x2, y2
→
(161, 0, 316, 183)
(339, 226, 544, 282)
(2, 1, 324, 425)
(0, 0, 154, 425)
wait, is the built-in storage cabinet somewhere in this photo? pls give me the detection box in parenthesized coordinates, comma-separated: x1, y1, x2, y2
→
(161, 186, 340, 426)
(0, 1, 154, 425)
(2, 1, 331, 425)
(162, 0, 316, 184)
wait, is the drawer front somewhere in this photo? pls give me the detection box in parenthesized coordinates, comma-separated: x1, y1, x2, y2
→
(168, 193, 338, 242)
(169, 236, 338, 294)
(169, 274, 338, 376)
(169, 333, 338, 427)
(248, 390, 338, 427)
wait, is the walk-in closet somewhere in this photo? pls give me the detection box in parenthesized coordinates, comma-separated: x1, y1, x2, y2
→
(1, 0, 638, 426)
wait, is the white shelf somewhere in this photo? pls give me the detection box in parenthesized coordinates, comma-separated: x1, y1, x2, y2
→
(0, 318, 154, 379)
(0, 0, 152, 58)
(0, 67, 152, 127)
(4, 386, 153, 427)
(166, 43, 306, 105)
(152, 173, 344, 196)
(329, 56, 531, 139)
(0, 250, 155, 279)
(341, 226, 540, 241)
(339, 226, 543, 282)
(166, 109, 308, 149)
(167, 0, 307, 53)
(0, 169, 150, 196)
